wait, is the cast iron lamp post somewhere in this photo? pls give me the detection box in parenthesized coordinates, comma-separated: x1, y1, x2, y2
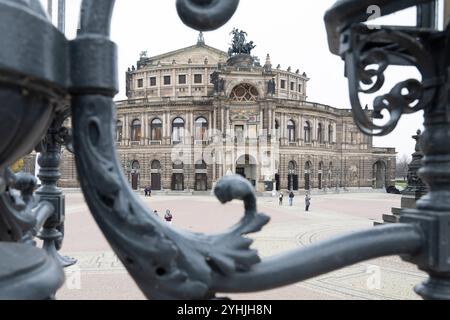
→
(0, 0, 449, 300)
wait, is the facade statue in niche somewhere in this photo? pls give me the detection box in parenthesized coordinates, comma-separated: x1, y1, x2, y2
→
(210, 72, 225, 93)
(268, 78, 276, 95)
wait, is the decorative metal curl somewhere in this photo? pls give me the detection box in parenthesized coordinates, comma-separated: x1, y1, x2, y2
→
(345, 27, 437, 136)
(176, 0, 240, 31)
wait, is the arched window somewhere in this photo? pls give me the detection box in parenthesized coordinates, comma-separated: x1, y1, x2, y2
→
(132, 160, 140, 170)
(173, 160, 184, 170)
(287, 120, 296, 143)
(328, 124, 334, 143)
(288, 161, 298, 191)
(151, 160, 161, 170)
(151, 118, 162, 141)
(131, 119, 142, 142)
(304, 121, 311, 143)
(116, 120, 123, 142)
(328, 162, 333, 184)
(172, 117, 185, 144)
(305, 161, 312, 171)
(195, 160, 207, 170)
(288, 161, 297, 173)
(195, 117, 208, 141)
(318, 162, 324, 189)
(275, 120, 280, 139)
(318, 123, 324, 144)
(230, 84, 259, 102)
(304, 161, 312, 190)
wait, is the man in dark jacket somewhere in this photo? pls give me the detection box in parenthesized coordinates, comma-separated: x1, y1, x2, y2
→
(289, 191, 295, 206)
(305, 193, 311, 211)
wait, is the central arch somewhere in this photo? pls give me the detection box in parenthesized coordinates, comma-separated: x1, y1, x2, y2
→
(230, 83, 259, 102)
(236, 154, 258, 187)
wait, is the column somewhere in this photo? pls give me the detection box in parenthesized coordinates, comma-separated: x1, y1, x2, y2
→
(260, 107, 264, 136)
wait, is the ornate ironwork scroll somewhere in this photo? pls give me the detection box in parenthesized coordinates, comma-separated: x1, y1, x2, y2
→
(2, 0, 450, 300)
(68, 0, 426, 300)
(326, 0, 450, 299)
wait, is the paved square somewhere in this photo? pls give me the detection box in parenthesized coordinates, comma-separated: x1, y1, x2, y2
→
(56, 191, 426, 300)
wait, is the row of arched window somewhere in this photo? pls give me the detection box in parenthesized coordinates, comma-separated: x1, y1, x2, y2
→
(287, 160, 333, 173)
(117, 117, 335, 144)
(279, 120, 334, 143)
(129, 159, 208, 171)
(116, 117, 209, 142)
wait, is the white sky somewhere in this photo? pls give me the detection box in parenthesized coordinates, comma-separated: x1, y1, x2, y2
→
(41, 0, 435, 159)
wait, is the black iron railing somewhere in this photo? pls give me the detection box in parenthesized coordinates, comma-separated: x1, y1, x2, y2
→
(0, 0, 448, 300)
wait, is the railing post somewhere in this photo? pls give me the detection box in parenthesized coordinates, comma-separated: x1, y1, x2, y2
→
(36, 120, 76, 267)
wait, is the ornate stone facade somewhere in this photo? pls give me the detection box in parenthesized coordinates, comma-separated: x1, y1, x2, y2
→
(55, 35, 396, 192)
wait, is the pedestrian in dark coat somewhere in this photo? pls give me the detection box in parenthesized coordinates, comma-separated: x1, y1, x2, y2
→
(305, 193, 311, 211)
(289, 191, 295, 206)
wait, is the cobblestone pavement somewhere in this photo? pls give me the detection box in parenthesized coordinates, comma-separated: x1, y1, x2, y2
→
(56, 191, 426, 300)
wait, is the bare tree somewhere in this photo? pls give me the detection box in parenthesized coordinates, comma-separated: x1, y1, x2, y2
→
(396, 154, 410, 181)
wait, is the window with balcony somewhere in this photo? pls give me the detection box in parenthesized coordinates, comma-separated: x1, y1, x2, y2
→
(328, 124, 333, 143)
(287, 120, 296, 143)
(318, 123, 324, 144)
(172, 117, 185, 144)
(131, 119, 142, 142)
(304, 121, 311, 143)
(195, 117, 208, 141)
(151, 118, 162, 141)
(116, 120, 123, 142)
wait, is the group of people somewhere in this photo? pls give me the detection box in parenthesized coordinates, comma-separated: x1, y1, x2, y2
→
(278, 191, 311, 211)
(153, 209, 173, 224)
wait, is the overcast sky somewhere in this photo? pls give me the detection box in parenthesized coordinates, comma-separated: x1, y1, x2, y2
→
(41, 0, 437, 159)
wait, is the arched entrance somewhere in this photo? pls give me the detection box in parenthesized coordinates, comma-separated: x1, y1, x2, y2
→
(151, 160, 162, 191)
(318, 162, 324, 189)
(172, 161, 184, 191)
(131, 160, 140, 190)
(287, 161, 299, 191)
(373, 161, 386, 189)
(305, 161, 312, 190)
(195, 160, 208, 191)
(236, 155, 257, 187)
(328, 162, 333, 188)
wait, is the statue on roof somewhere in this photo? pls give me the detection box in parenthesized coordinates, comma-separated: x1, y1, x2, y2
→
(228, 28, 256, 56)
(140, 51, 148, 59)
(197, 31, 205, 45)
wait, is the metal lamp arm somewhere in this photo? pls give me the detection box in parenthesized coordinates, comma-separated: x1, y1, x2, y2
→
(70, 0, 428, 299)
(212, 223, 423, 292)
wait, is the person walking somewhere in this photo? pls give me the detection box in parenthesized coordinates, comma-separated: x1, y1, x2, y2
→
(164, 209, 173, 224)
(148, 186, 152, 197)
(144, 186, 149, 196)
(305, 193, 311, 212)
(289, 191, 295, 206)
(278, 192, 284, 206)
